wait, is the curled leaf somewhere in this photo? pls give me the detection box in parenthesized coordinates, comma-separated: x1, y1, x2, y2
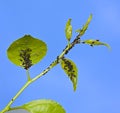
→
(82, 39, 111, 49)
(76, 14, 92, 36)
(7, 35, 47, 70)
(65, 19, 72, 42)
(9, 99, 66, 113)
(60, 58, 78, 91)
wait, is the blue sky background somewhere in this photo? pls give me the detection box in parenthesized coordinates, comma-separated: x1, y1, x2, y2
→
(0, 0, 120, 113)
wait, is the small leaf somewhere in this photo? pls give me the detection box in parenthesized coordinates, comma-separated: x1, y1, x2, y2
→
(65, 19, 72, 42)
(7, 35, 47, 70)
(76, 14, 92, 36)
(82, 39, 111, 49)
(9, 99, 66, 113)
(60, 58, 78, 91)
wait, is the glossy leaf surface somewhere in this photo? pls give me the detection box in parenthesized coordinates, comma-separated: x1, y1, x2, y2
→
(9, 100, 66, 113)
(7, 35, 47, 69)
(76, 14, 92, 36)
(60, 58, 78, 91)
(82, 39, 111, 49)
(65, 19, 72, 42)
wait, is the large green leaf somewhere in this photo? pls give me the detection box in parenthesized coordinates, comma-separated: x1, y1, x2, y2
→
(82, 39, 111, 49)
(76, 14, 92, 36)
(6, 109, 29, 113)
(7, 35, 47, 70)
(60, 58, 78, 91)
(65, 18, 72, 42)
(9, 100, 66, 113)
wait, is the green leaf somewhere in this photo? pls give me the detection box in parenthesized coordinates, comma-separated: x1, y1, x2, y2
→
(65, 18, 72, 42)
(82, 39, 111, 49)
(60, 58, 78, 91)
(7, 35, 47, 70)
(6, 109, 29, 113)
(9, 99, 66, 113)
(76, 14, 92, 36)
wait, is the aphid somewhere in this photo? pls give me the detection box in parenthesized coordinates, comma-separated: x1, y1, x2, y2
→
(96, 39, 99, 41)
(19, 48, 32, 70)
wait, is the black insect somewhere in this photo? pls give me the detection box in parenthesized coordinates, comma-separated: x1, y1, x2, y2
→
(19, 48, 32, 70)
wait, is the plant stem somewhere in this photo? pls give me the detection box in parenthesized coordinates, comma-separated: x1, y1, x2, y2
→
(0, 81, 31, 113)
(0, 34, 80, 113)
